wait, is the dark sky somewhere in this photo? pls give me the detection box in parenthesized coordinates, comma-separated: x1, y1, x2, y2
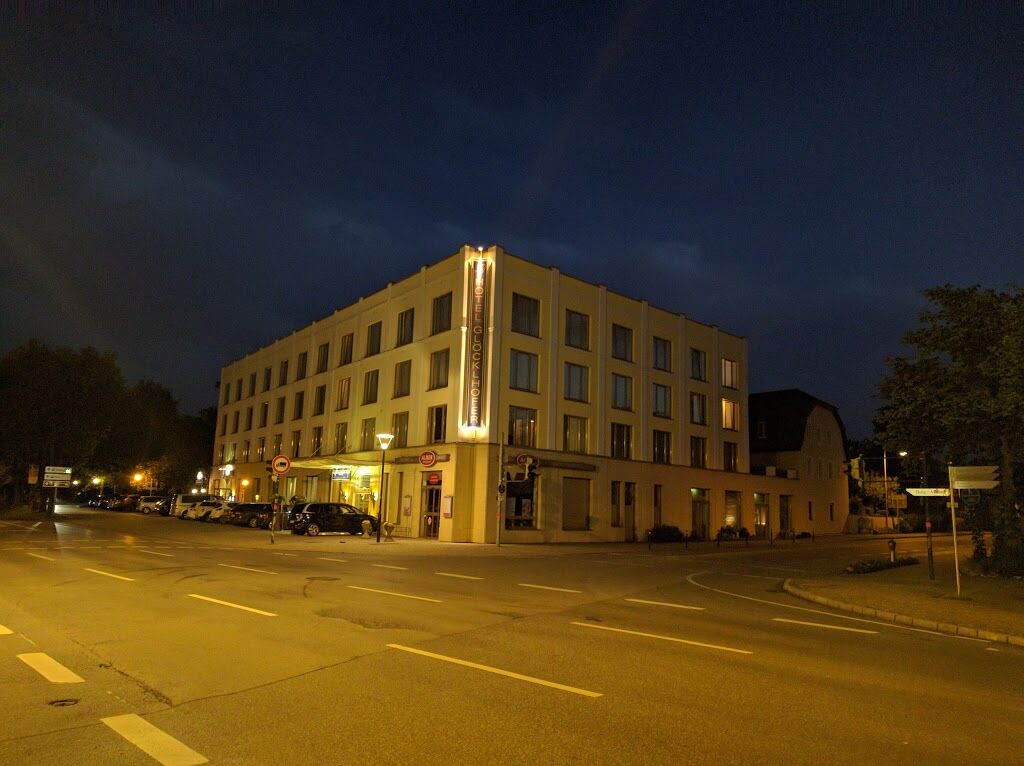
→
(1, 3, 1020, 437)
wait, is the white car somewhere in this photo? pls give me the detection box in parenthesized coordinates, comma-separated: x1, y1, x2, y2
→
(137, 496, 167, 515)
(201, 500, 235, 523)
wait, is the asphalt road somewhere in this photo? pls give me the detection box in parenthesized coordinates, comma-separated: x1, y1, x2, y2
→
(1, 506, 1020, 765)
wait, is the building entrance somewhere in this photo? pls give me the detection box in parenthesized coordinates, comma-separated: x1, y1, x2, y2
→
(423, 486, 441, 538)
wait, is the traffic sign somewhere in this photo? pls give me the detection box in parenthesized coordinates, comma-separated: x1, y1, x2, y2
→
(42, 466, 72, 488)
(949, 465, 998, 490)
(419, 450, 437, 468)
(271, 454, 291, 474)
(906, 488, 950, 497)
(516, 453, 533, 466)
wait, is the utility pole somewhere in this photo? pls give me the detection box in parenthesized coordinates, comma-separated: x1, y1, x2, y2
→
(496, 436, 505, 547)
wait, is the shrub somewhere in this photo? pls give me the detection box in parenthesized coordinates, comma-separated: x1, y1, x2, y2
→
(647, 524, 684, 543)
(846, 556, 918, 574)
(715, 525, 738, 542)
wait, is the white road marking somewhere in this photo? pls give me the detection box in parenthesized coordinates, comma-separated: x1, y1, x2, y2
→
(102, 714, 208, 766)
(572, 621, 753, 655)
(518, 583, 582, 594)
(187, 594, 277, 617)
(137, 549, 174, 557)
(772, 618, 879, 635)
(685, 571, 989, 643)
(625, 598, 705, 611)
(0, 624, 13, 635)
(218, 564, 278, 575)
(722, 572, 783, 580)
(318, 557, 347, 563)
(84, 568, 135, 582)
(272, 552, 298, 557)
(435, 572, 484, 580)
(388, 644, 602, 698)
(371, 564, 408, 570)
(348, 585, 441, 603)
(17, 653, 85, 683)
(986, 647, 1000, 652)
(25, 552, 56, 561)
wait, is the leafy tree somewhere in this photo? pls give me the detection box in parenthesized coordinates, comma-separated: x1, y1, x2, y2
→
(876, 285, 1024, 574)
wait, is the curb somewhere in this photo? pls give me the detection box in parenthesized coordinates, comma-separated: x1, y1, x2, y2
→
(782, 579, 1024, 648)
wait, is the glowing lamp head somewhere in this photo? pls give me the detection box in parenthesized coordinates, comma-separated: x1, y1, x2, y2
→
(92, 477, 101, 486)
(376, 433, 394, 451)
(133, 472, 143, 482)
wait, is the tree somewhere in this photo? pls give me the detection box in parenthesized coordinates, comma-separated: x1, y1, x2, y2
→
(876, 285, 1024, 574)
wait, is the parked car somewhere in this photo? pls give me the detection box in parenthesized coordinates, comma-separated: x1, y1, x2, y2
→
(290, 503, 378, 536)
(169, 493, 212, 518)
(223, 502, 274, 528)
(198, 500, 235, 522)
(137, 496, 167, 514)
(101, 494, 128, 510)
(121, 494, 143, 512)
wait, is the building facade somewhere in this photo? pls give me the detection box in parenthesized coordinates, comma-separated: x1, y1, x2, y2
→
(211, 245, 846, 542)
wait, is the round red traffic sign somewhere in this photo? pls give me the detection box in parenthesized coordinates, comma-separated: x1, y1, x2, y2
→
(419, 450, 437, 468)
(271, 454, 291, 474)
(516, 453, 533, 466)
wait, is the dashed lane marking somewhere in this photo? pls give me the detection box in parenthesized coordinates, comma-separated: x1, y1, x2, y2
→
(772, 618, 879, 635)
(84, 568, 135, 582)
(217, 564, 278, 575)
(571, 621, 753, 655)
(187, 594, 277, 617)
(387, 644, 602, 698)
(624, 598, 705, 611)
(348, 585, 441, 603)
(25, 552, 56, 561)
(371, 564, 408, 570)
(17, 653, 85, 683)
(102, 714, 208, 766)
(272, 552, 298, 557)
(318, 557, 347, 563)
(137, 549, 174, 557)
(435, 572, 484, 580)
(518, 583, 582, 594)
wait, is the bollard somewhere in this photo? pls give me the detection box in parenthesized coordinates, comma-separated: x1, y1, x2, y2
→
(361, 519, 373, 536)
(887, 538, 896, 563)
(383, 521, 395, 542)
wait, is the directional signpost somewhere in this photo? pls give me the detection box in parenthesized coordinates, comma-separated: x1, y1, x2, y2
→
(947, 465, 999, 596)
(41, 466, 72, 512)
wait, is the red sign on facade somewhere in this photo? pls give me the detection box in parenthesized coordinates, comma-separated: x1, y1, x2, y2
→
(419, 450, 437, 468)
(426, 473, 442, 486)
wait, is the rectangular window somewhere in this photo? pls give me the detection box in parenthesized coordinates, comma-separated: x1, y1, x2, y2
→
(725, 491, 742, 529)
(391, 411, 409, 448)
(275, 397, 285, 424)
(256, 437, 265, 462)
(431, 292, 452, 335)
(611, 324, 633, 361)
(273, 433, 282, 456)
(245, 407, 253, 431)
(360, 418, 376, 451)
(510, 350, 538, 392)
(278, 360, 289, 387)
(234, 378, 242, 401)
(219, 414, 227, 436)
(393, 360, 411, 398)
(366, 321, 382, 356)
(690, 436, 707, 468)
(428, 348, 449, 389)
(652, 430, 671, 464)
(563, 415, 587, 453)
(427, 405, 447, 443)
(722, 398, 739, 431)
(362, 369, 379, 405)
(396, 308, 414, 346)
(311, 426, 323, 456)
(610, 481, 621, 527)
(262, 367, 272, 392)
(313, 385, 327, 416)
(610, 423, 632, 459)
(336, 378, 351, 410)
(652, 383, 670, 417)
(339, 333, 354, 366)
(316, 342, 330, 373)
(231, 410, 239, 433)
(227, 442, 236, 463)
(511, 293, 540, 337)
(296, 352, 308, 380)
(292, 391, 304, 420)
(222, 384, 230, 405)
(290, 429, 302, 458)
(508, 406, 538, 447)
(690, 392, 707, 425)
(652, 337, 671, 371)
(259, 402, 268, 428)
(217, 443, 225, 464)
(334, 422, 348, 453)
(690, 348, 706, 381)
(248, 372, 256, 397)
(756, 420, 767, 440)
(808, 500, 814, 522)
(611, 374, 632, 410)
(565, 309, 589, 350)
(723, 441, 738, 471)
(829, 502, 835, 522)
(722, 358, 739, 389)
(564, 363, 588, 402)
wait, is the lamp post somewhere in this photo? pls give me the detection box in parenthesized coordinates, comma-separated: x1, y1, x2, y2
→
(240, 478, 250, 503)
(375, 433, 394, 543)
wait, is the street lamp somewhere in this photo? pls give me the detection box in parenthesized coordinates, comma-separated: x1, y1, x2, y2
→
(375, 432, 394, 543)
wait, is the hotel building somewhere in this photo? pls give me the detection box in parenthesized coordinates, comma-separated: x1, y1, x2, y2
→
(211, 244, 846, 542)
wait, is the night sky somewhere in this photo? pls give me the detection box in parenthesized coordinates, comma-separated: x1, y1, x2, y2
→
(1, 4, 1019, 437)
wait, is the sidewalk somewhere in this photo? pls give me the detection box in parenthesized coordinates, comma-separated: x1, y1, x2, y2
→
(785, 551, 1024, 646)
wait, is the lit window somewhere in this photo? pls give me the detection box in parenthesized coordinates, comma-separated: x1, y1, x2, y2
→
(336, 378, 350, 410)
(722, 398, 739, 431)
(563, 415, 587, 453)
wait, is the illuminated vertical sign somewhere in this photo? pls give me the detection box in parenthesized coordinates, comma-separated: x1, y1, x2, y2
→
(463, 257, 490, 429)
